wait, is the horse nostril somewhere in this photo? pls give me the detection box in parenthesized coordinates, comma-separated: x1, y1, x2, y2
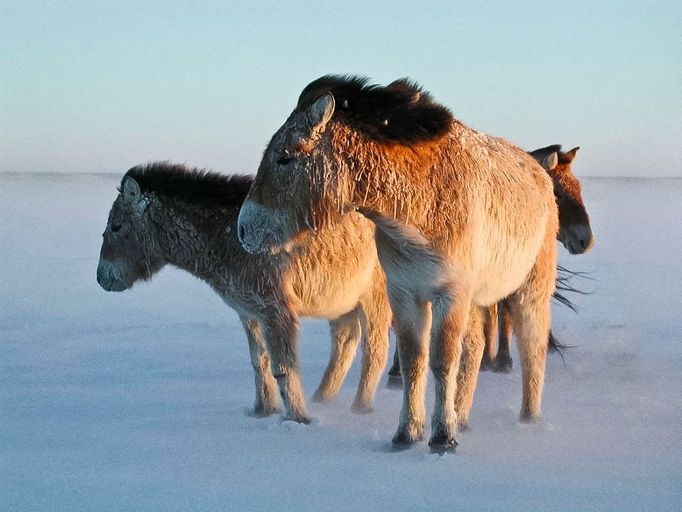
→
(238, 224, 245, 242)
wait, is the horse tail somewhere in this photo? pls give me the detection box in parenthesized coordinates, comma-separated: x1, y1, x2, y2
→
(358, 208, 455, 304)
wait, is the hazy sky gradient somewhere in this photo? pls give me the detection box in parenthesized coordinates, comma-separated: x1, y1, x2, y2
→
(1, 1, 680, 176)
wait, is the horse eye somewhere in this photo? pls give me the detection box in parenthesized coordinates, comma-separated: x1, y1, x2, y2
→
(276, 155, 294, 166)
(111, 223, 122, 233)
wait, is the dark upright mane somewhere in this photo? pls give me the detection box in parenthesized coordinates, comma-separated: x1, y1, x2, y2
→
(123, 162, 253, 210)
(297, 75, 453, 144)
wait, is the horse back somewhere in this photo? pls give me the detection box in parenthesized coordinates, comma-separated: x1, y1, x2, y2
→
(424, 128, 557, 304)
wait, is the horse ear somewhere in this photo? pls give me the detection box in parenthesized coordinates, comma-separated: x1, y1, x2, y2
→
(563, 147, 580, 162)
(121, 176, 141, 203)
(543, 152, 559, 171)
(306, 93, 335, 133)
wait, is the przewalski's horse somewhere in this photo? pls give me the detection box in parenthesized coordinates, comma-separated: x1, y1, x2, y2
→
(237, 75, 558, 452)
(386, 145, 595, 381)
(482, 145, 594, 372)
(96, 162, 391, 423)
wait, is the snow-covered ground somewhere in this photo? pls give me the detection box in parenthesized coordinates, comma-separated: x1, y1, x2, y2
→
(1, 173, 680, 511)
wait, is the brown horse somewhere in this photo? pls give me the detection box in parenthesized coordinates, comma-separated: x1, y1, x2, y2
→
(237, 75, 558, 452)
(96, 162, 391, 423)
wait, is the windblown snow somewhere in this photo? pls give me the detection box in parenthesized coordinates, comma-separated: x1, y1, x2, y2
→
(1, 174, 680, 511)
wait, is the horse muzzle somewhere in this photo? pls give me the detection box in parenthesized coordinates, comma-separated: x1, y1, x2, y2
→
(561, 224, 595, 255)
(96, 259, 129, 292)
(237, 199, 286, 254)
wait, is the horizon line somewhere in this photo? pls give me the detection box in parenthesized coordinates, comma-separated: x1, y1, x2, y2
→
(1, 171, 680, 180)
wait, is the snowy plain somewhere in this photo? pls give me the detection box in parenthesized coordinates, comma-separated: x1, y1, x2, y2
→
(1, 173, 680, 511)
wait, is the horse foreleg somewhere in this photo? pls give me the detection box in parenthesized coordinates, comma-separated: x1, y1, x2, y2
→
(386, 348, 402, 388)
(508, 231, 556, 422)
(240, 316, 281, 416)
(313, 308, 362, 403)
(261, 313, 310, 423)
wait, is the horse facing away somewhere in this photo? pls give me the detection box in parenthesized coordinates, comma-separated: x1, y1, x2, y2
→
(482, 145, 595, 373)
(237, 75, 558, 453)
(384, 144, 594, 383)
(96, 162, 391, 422)
(384, 145, 596, 427)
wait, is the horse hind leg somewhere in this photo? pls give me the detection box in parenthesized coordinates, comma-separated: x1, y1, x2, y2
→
(493, 299, 514, 373)
(391, 296, 431, 448)
(428, 285, 472, 454)
(507, 231, 557, 422)
(313, 308, 362, 404)
(369, 214, 462, 449)
(352, 274, 391, 413)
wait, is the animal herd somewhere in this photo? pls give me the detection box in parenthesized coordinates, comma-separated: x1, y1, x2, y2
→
(97, 75, 594, 453)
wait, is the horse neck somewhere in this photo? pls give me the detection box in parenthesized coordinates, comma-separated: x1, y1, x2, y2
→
(149, 197, 237, 281)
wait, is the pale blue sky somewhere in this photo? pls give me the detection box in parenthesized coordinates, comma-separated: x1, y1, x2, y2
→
(1, 1, 680, 176)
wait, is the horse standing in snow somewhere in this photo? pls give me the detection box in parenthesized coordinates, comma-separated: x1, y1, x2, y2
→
(482, 145, 595, 373)
(385, 145, 595, 382)
(237, 75, 558, 452)
(96, 162, 391, 423)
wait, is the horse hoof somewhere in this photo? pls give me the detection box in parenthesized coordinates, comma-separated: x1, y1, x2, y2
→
(312, 390, 331, 403)
(351, 401, 373, 415)
(282, 413, 312, 425)
(391, 429, 423, 450)
(480, 357, 493, 371)
(493, 357, 513, 373)
(519, 411, 542, 424)
(428, 436, 458, 454)
(251, 404, 281, 417)
(386, 374, 404, 389)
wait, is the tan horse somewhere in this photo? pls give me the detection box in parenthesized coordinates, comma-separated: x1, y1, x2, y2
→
(385, 145, 594, 381)
(482, 145, 594, 372)
(237, 75, 558, 452)
(96, 162, 390, 423)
